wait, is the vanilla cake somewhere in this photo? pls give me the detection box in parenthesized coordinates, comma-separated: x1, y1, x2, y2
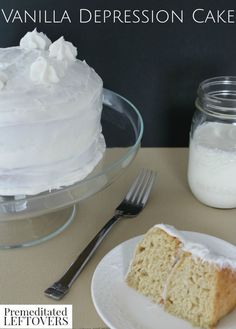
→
(126, 224, 236, 329)
(0, 29, 105, 195)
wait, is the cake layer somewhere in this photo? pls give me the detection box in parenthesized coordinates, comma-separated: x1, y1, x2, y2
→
(0, 47, 102, 124)
(126, 226, 180, 304)
(164, 251, 236, 329)
(0, 94, 103, 168)
(0, 134, 105, 195)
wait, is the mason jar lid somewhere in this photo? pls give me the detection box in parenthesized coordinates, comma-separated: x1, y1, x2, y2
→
(196, 76, 236, 119)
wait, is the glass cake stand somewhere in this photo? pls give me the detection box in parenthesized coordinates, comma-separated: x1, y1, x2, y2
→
(0, 89, 143, 249)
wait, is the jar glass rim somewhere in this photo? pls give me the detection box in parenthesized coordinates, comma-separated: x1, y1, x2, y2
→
(196, 76, 236, 118)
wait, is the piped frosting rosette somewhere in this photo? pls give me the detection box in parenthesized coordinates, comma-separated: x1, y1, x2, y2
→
(19, 29, 78, 86)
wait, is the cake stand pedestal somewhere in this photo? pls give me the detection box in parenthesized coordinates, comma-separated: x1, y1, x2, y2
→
(0, 89, 143, 249)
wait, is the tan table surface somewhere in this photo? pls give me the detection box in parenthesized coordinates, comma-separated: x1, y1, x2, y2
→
(1, 148, 236, 329)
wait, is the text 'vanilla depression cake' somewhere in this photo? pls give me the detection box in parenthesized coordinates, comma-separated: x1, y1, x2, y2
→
(126, 224, 236, 329)
(0, 29, 105, 195)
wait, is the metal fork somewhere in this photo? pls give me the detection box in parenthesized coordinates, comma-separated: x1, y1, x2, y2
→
(44, 168, 156, 300)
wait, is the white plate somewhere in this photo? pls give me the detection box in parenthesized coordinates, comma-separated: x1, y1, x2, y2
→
(91, 231, 236, 329)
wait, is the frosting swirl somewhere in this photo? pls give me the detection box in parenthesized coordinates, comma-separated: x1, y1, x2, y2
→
(20, 28, 52, 50)
(0, 72, 8, 90)
(49, 36, 77, 61)
(30, 57, 59, 84)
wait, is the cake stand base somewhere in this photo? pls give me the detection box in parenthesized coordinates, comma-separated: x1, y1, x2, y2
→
(0, 205, 77, 249)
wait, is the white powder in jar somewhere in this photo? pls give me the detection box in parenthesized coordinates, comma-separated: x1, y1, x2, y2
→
(188, 121, 236, 208)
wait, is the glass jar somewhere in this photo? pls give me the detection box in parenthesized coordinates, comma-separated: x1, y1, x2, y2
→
(188, 76, 236, 208)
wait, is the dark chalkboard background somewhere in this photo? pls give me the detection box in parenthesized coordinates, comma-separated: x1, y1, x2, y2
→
(0, 0, 235, 146)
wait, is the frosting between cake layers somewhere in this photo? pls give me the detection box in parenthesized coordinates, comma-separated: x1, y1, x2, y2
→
(155, 224, 236, 270)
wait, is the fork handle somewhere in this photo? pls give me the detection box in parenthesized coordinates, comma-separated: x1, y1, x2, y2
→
(44, 214, 121, 300)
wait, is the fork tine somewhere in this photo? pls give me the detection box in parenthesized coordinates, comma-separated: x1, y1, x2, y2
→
(138, 171, 156, 206)
(125, 169, 145, 201)
(130, 169, 151, 203)
(135, 170, 152, 204)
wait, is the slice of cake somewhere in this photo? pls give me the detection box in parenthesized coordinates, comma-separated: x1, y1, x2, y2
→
(126, 224, 236, 329)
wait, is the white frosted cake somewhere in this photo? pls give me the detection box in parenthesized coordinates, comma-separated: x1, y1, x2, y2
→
(0, 29, 105, 195)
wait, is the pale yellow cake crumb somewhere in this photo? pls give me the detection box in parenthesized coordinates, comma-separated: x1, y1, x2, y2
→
(126, 226, 236, 329)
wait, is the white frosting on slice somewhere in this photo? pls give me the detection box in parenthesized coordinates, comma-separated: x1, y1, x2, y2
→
(155, 224, 236, 270)
(0, 71, 8, 90)
(161, 250, 181, 302)
(49, 36, 77, 61)
(30, 56, 59, 84)
(20, 28, 51, 50)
